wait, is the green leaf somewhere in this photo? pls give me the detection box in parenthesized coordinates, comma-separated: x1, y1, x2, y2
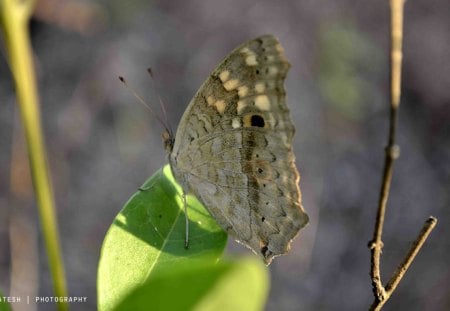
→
(0, 289, 11, 311)
(115, 258, 269, 311)
(97, 164, 228, 311)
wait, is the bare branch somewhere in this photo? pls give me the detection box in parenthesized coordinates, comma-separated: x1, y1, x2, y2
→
(386, 217, 437, 294)
(368, 0, 437, 309)
(369, 217, 437, 310)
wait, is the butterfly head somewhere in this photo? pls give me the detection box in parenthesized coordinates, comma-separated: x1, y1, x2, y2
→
(162, 129, 175, 153)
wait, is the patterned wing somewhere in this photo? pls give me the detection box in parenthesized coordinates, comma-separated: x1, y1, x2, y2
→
(169, 35, 308, 264)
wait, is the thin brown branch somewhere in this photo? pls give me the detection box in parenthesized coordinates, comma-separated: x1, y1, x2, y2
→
(368, 0, 437, 310)
(369, 0, 405, 302)
(370, 217, 437, 310)
(385, 217, 437, 294)
(369, 145, 399, 301)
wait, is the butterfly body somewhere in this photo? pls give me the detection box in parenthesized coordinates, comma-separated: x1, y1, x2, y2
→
(167, 35, 308, 264)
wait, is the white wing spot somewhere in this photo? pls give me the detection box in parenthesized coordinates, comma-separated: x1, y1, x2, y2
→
(207, 96, 215, 106)
(238, 85, 249, 97)
(245, 55, 258, 66)
(219, 70, 230, 82)
(237, 100, 247, 114)
(255, 95, 270, 110)
(255, 83, 265, 93)
(268, 66, 278, 76)
(241, 47, 258, 66)
(215, 100, 226, 114)
(223, 79, 240, 91)
(232, 118, 241, 128)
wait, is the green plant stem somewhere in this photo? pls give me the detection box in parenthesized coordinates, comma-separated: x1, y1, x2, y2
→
(0, 0, 68, 310)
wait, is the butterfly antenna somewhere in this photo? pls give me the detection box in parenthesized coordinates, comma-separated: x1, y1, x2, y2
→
(118, 76, 171, 135)
(147, 68, 174, 138)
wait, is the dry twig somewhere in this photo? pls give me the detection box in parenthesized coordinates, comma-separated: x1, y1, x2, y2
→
(368, 0, 437, 310)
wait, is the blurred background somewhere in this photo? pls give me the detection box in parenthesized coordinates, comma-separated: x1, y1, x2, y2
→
(0, 0, 449, 310)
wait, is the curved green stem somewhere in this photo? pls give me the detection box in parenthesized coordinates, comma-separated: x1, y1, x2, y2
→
(0, 1, 68, 310)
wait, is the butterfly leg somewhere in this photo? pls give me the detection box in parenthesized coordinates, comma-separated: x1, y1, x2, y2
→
(183, 190, 190, 249)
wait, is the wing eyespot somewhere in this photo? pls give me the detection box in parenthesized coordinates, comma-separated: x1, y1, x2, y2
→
(250, 115, 265, 127)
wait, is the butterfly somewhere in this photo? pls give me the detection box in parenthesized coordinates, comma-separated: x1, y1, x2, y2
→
(164, 35, 308, 264)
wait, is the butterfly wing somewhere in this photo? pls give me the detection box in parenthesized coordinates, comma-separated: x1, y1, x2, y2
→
(169, 35, 308, 264)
